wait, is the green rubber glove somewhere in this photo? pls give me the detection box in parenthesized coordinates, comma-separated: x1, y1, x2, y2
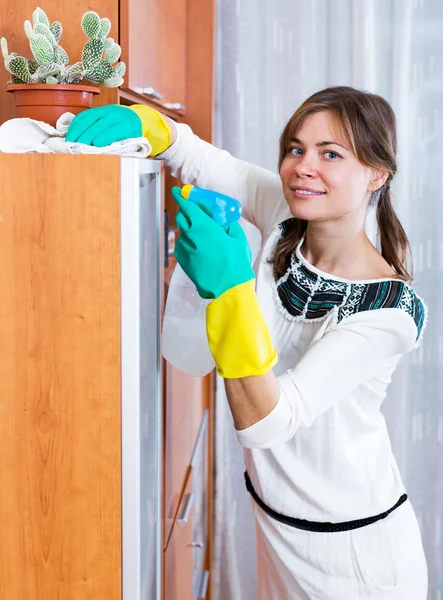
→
(66, 105, 142, 147)
(172, 187, 254, 300)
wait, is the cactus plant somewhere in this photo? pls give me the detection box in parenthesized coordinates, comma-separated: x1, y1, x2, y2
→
(1, 6, 125, 87)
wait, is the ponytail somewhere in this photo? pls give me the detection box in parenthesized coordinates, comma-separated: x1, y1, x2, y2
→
(376, 184, 412, 281)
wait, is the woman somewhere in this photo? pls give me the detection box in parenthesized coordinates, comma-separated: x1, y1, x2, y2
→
(67, 86, 428, 599)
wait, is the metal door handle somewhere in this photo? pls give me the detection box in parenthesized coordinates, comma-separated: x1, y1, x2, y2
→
(177, 492, 194, 526)
(189, 541, 204, 548)
(198, 571, 210, 598)
(164, 102, 186, 111)
(142, 87, 163, 100)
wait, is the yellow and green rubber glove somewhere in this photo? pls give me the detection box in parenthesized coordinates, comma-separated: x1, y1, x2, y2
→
(173, 187, 277, 379)
(66, 104, 171, 155)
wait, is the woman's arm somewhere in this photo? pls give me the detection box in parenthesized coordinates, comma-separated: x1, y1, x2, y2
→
(160, 122, 289, 233)
(224, 372, 280, 430)
(227, 308, 419, 449)
(66, 104, 288, 232)
(162, 115, 178, 145)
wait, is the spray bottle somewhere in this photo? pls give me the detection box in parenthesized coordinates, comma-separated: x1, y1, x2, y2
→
(162, 186, 243, 376)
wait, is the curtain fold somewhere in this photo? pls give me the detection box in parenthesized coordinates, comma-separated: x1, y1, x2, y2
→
(214, 2, 442, 598)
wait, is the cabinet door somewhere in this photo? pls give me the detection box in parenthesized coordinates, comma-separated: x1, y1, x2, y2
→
(190, 413, 209, 600)
(164, 361, 205, 545)
(158, 0, 187, 109)
(0, 154, 123, 600)
(120, 0, 187, 109)
(164, 471, 194, 600)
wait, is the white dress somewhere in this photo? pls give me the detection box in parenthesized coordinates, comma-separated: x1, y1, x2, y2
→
(161, 124, 429, 599)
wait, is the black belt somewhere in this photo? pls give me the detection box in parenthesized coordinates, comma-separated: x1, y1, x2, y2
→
(244, 471, 408, 533)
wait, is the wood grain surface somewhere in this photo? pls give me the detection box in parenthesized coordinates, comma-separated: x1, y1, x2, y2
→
(0, 154, 122, 600)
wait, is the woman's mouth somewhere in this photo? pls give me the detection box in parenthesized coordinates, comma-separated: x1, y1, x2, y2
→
(291, 187, 326, 199)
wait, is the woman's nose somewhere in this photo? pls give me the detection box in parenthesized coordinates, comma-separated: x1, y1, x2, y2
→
(294, 154, 316, 177)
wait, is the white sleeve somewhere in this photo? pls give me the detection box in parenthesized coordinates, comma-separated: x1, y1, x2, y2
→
(235, 308, 419, 449)
(159, 123, 291, 234)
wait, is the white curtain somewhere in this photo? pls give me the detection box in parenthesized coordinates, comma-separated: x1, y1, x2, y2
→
(213, 1, 443, 599)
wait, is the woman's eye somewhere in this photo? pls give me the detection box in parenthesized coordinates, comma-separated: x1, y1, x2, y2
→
(289, 147, 303, 156)
(324, 150, 341, 160)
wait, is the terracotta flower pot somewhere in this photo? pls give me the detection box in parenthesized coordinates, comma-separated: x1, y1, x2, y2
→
(7, 84, 101, 126)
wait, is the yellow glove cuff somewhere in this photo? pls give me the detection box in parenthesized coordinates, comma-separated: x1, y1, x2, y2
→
(206, 280, 278, 379)
(128, 104, 171, 156)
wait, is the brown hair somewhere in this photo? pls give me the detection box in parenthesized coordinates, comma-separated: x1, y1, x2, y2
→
(270, 86, 412, 281)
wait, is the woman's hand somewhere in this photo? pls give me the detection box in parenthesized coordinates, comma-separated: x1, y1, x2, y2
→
(172, 186, 254, 299)
(66, 104, 176, 154)
(172, 185, 279, 429)
(66, 105, 142, 146)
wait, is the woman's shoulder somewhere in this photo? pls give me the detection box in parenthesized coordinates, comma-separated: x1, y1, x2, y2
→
(335, 280, 427, 345)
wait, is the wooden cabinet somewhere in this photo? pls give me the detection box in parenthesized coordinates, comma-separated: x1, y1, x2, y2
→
(120, 0, 187, 110)
(120, 0, 162, 98)
(164, 413, 210, 600)
(162, 254, 214, 598)
(164, 362, 206, 545)
(0, 154, 164, 600)
(189, 413, 210, 599)
(0, 0, 216, 598)
(164, 470, 194, 600)
(159, 0, 187, 109)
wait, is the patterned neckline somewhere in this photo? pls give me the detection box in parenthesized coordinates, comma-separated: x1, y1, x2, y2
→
(295, 235, 405, 285)
(272, 228, 426, 342)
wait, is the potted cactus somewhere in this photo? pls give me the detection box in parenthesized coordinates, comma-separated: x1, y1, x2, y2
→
(1, 7, 126, 125)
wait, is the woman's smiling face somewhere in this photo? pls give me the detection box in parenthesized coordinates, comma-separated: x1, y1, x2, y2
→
(279, 110, 377, 223)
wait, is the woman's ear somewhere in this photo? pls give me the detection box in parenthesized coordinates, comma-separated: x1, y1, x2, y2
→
(368, 169, 389, 193)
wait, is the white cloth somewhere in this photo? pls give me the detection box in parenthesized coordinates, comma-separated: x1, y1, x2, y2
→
(0, 112, 152, 156)
(160, 123, 429, 595)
